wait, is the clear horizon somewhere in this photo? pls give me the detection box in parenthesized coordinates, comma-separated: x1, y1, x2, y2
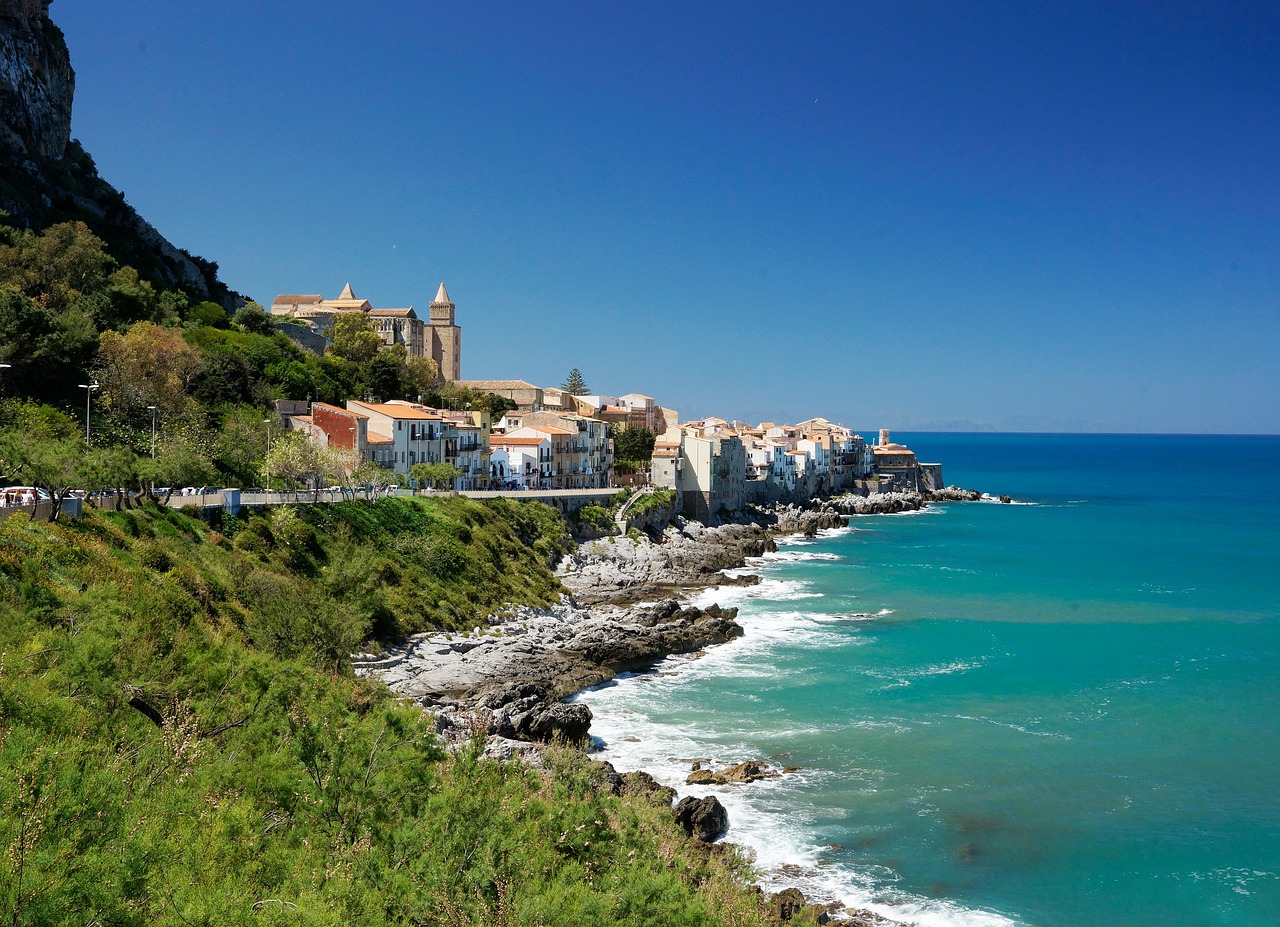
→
(53, 1, 1280, 434)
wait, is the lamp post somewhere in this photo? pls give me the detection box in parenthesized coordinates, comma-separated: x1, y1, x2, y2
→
(147, 405, 157, 458)
(78, 381, 99, 444)
(262, 418, 272, 489)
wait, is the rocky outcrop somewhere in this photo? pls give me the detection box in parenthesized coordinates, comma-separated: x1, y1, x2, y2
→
(0, 0, 71, 160)
(620, 770, 678, 807)
(686, 759, 785, 786)
(828, 491, 927, 515)
(558, 520, 777, 604)
(925, 486, 983, 502)
(357, 599, 744, 745)
(0, 2, 222, 301)
(752, 503, 847, 537)
(673, 795, 728, 842)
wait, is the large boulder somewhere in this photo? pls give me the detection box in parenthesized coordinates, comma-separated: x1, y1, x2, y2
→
(673, 794, 729, 842)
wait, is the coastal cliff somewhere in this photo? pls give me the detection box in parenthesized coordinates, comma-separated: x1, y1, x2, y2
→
(0, 0, 230, 301)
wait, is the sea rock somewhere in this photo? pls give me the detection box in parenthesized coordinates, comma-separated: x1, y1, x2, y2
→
(828, 491, 927, 515)
(757, 504, 847, 537)
(999, 494, 1012, 504)
(591, 760, 623, 796)
(925, 485, 983, 502)
(686, 760, 779, 786)
(361, 599, 744, 745)
(673, 794, 728, 842)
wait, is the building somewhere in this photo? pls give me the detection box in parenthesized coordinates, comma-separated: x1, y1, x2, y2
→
(427, 283, 462, 381)
(271, 281, 462, 381)
(651, 426, 747, 521)
(489, 434, 551, 489)
(295, 399, 490, 490)
(503, 411, 613, 488)
(871, 429, 943, 492)
(457, 379, 544, 410)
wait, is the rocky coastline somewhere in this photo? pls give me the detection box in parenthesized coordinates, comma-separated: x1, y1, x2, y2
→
(358, 490, 981, 923)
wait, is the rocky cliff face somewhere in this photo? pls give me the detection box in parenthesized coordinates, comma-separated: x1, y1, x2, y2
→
(0, 0, 72, 160)
(0, 1, 227, 302)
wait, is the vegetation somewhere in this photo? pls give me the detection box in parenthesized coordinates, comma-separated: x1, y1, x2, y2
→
(0, 501, 790, 925)
(0, 171, 795, 927)
(0, 214, 522, 493)
(561, 368, 590, 396)
(613, 425, 657, 469)
(409, 461, 463, 491)
(629, 488, 678, 518)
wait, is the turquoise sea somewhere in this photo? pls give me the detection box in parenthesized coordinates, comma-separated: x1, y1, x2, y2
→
(576, 434, 1280, 927)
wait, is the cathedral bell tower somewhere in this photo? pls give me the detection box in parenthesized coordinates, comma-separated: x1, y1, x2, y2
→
(428, 282, 461, 381)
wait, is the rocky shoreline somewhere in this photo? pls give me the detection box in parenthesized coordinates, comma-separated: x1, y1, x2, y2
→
(358, 491, 981, 923)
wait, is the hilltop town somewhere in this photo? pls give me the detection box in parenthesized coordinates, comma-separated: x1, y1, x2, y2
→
(266, 281, 946, 521)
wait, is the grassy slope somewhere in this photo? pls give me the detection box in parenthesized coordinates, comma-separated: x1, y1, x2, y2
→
(0, 498, 795, 926)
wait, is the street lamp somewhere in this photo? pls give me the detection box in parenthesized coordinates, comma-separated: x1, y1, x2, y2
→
(78, 381, 99, 444)
(147, 405, 157, 458)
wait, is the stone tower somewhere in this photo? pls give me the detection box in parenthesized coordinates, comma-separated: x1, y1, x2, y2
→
(428, 282, 461, 381)
(879, 428, 891, 447)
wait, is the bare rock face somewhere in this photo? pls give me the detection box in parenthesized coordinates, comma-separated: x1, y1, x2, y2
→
(0, 0, 72, 160)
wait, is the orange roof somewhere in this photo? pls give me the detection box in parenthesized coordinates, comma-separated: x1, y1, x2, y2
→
(349, 401, 441, 420)
(366, 432, 393, 444)
(529, 426, 575, 436)
(493, 436, 547, 447)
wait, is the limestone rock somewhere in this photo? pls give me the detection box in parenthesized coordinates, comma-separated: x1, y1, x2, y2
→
(0, 0, 72, 160)
(828, 491, 927, 515)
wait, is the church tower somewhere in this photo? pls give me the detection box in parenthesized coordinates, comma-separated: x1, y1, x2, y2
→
(428, 282, 461, 381)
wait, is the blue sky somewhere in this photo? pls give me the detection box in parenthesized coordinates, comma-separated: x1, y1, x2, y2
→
(54, 1, 1279, 433)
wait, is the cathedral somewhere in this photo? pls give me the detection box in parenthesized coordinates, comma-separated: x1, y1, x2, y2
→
(270, 282, 461, 380)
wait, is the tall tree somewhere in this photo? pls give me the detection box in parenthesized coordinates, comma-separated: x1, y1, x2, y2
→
(326, 313, 381, 363)
(613, 425, 656, 464)
(561, 368, 590, 396)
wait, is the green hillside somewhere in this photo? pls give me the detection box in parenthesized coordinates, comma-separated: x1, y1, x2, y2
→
(0, 499, 791, 926)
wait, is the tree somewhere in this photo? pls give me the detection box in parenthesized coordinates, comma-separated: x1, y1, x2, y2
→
(0, 221, 115, 312)
(0, 289, 98, 402)
(0, 402, 118, 519)
(350, 459, 396, 498)
(214, 407, 272, 484)
(561, 368, 590, 396)
(409, 461, 461, 491)
(96, 321, 201, 416)
(188, 301, 229, 328)
(613, 425, 656, 465)
(326, 313, 381, 364)
(404, 353, 440, 396)
(232, 301, 274, 335)
(263, 431, 320, 495)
